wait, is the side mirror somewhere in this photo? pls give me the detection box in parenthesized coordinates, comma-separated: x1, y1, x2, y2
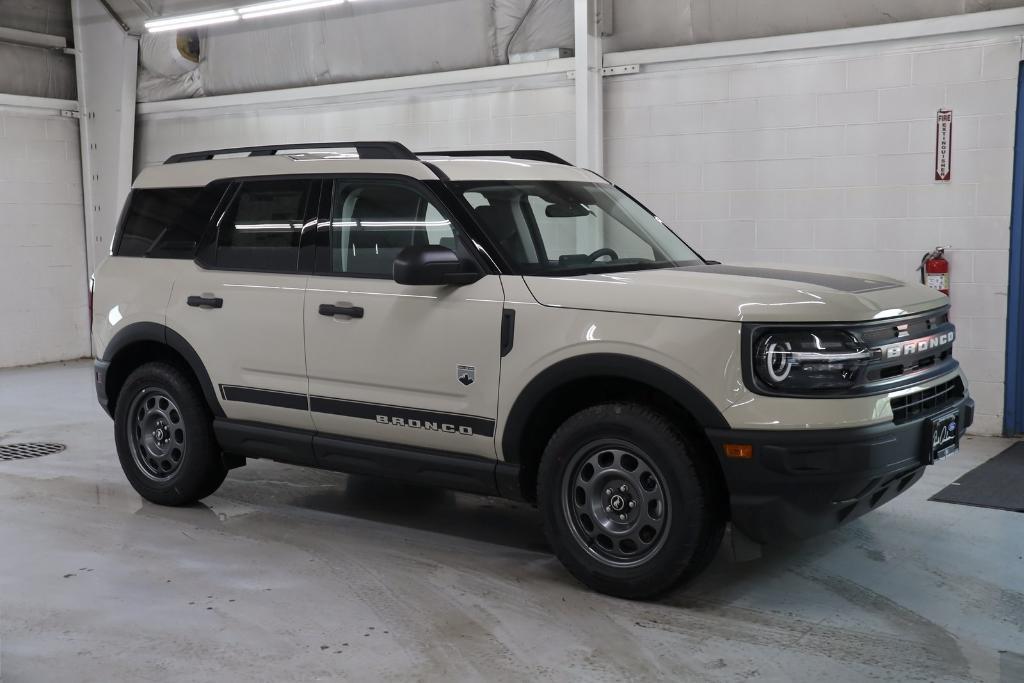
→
(393, 245, 482, 286)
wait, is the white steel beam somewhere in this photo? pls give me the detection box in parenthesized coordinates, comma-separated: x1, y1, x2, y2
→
(72, 0, 140, 287)
(0, 93, 78, 113)
(0, 26, 67, 49)
(605, 6, 1024, 68)
(138, 58, 572, 116)
(574, 0, 603, 173)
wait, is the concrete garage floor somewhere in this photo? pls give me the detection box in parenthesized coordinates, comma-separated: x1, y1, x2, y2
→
(0, 362, 1022, 682)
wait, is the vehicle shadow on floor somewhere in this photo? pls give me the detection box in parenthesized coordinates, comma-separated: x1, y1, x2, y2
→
(304, 475, 552, 554)
(215, 464, 842, 601)
(217, 468, 553, 554)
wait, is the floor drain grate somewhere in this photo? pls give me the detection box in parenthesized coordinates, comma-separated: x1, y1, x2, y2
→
(0, 442, 66, 461)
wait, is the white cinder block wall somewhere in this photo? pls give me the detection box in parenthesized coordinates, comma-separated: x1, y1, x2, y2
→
(603, 32, 1020, 435)
(0, 111, 90, 367)
(137, 29, 1019, 435)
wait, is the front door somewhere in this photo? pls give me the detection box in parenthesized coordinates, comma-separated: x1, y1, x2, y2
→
(304, 178, 504, 457)
(166, 177, 317, 435)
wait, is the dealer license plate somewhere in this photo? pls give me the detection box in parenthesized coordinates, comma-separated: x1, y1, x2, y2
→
(929, 411, 960, 463)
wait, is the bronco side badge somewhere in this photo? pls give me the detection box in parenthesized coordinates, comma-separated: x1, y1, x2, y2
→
(457, 365, 475, 386)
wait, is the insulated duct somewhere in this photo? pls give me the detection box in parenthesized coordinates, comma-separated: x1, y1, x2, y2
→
(137, 0, 575, 100)
(494, 0, 572, 63)
(137, 30, 202, 101)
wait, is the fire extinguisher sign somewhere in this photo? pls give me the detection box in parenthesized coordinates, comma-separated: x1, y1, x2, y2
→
(935, 109, 953, 182)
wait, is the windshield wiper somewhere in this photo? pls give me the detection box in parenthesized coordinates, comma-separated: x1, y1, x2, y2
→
(541, 261, 679, 277)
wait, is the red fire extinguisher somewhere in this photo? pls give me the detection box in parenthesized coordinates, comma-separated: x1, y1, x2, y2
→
(919, 246, 950, 296)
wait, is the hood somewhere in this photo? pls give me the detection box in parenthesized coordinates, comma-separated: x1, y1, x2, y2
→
(523, 264, 948, 323)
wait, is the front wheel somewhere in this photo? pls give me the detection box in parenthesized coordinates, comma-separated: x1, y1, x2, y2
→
(538, 403, 725, 599)
(114, 362, 227, 506)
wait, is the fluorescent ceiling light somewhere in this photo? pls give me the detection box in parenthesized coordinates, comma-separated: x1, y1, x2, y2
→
(238, 0, 346, 20)
(144, 9, 240, 32)
(145, 0, 359, 32)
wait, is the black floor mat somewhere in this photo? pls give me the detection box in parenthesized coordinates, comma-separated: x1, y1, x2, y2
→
(930, 441, 1024, 512)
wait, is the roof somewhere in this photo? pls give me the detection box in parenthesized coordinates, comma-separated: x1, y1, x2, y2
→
(426, 156, 605, 183)
(132, 143, 608, 189)
(133, 156, 438, 189)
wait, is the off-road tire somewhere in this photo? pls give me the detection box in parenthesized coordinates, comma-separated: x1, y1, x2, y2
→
(114, 362, 227, 506)
(538, 402, 725, 599)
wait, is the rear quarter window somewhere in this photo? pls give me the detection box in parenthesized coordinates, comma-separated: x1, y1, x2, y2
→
(114, 186, 224, 258)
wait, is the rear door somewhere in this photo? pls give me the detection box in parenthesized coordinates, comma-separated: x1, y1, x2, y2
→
(303, 177, 505, 458)
(165, 177, 318, 436)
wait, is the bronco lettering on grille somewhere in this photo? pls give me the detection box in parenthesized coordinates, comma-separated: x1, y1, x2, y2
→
(879, 330, 955, 360)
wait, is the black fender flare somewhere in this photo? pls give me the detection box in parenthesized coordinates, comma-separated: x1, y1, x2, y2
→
(101, 321, 224, 417)
(501, 353, 729, 464)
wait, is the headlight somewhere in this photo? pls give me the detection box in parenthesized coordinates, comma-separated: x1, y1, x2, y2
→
(753, 330, 872, 392)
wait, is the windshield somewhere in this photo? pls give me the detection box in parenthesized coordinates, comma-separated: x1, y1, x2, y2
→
(454, 180, 703, 276)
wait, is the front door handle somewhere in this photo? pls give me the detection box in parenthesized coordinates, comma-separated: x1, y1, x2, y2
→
(187, 295, 223, 309)
(319, 303, 364, 319)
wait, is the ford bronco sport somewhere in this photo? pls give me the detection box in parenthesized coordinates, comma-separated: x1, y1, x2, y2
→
(92, 141, 973, 598)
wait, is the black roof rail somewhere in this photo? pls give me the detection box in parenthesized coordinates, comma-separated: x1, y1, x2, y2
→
(164, 141, 418, 164)
(417, 149, 573, 166)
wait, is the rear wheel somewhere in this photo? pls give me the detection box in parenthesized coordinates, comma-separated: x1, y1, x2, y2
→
(538, 403, 724, 599)
(114, 362, 226, 506)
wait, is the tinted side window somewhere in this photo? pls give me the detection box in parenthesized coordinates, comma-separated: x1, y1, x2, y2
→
(215, 179, 313, 272)
(324, 181, 460, 277)
(115, 187, 216, 258)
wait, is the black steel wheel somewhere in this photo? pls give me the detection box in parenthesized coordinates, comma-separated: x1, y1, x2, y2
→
(114, 362, 227, 506)
(127, 388, 187, 481)
(562, 441, 671, 568)
(538, 403, 725, 599)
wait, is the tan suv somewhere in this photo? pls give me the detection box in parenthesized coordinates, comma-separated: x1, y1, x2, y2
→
(91, 141, 973, 598)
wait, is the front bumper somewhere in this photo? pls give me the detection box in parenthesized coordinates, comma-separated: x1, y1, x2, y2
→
(707, 394, 974, 544)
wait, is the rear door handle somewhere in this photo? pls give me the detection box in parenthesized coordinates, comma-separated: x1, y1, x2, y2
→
(319, 304, 364, 319)
(187, 296, 223, 309)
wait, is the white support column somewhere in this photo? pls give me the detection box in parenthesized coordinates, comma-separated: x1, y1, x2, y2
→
(72, 0, 139, 279)
(574, 0, 603, 173)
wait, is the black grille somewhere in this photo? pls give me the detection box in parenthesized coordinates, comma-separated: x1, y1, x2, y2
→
(890, 378, 964, 424)
(860, 308, 956, 386)
(861, 311, 949, 345)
